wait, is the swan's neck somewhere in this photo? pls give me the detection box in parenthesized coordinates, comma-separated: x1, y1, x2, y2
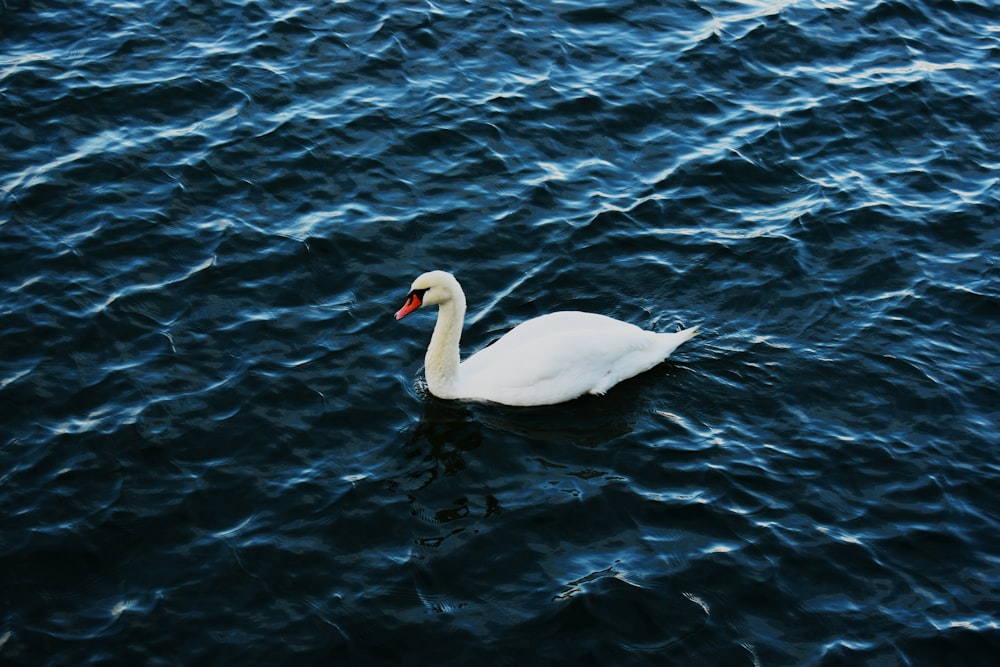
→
(425, 292, 466, 398)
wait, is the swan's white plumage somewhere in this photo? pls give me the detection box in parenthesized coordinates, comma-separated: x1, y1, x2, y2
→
(395, 271, 697, 406)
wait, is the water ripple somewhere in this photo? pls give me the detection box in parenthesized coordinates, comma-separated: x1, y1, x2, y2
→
(2, 0, 999, 664)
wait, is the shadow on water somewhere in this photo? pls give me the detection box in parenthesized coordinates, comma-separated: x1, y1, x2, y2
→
(383, 380, 654, 546)
(387, 362, 693, 504)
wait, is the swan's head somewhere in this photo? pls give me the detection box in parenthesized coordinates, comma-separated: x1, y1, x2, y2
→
(394, 270, 462, 320)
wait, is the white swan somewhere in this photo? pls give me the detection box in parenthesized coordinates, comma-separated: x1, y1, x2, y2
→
(395, 270, 698, 407)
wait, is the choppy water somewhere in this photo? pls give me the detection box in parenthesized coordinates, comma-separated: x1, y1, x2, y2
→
(3, 0, 999, 664)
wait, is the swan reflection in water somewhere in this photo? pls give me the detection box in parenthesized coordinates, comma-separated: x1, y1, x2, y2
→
(390, 360, 692, 552)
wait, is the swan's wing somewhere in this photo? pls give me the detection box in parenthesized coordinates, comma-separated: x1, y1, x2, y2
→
(460, 312, 643, 380)
(494, 311, 642, 343)
(458, 325, 661, 405)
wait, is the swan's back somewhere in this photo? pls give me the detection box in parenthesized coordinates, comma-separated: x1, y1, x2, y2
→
(456, 311, 697, 406)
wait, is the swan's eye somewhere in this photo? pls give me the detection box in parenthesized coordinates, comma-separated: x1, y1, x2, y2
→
(407, 287, 429, 306)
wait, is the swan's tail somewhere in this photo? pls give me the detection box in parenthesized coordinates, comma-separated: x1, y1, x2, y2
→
(679, 325, 699, 339)
(659, 325, 699, 359)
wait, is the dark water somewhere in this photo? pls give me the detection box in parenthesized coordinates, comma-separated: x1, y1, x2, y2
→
(2, 0, 999, 664)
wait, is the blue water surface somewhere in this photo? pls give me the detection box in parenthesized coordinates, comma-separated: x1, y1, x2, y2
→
(2, 0, 999, 665)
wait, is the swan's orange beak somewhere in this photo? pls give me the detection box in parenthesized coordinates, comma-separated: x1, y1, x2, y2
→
(394, 290, 423, 320)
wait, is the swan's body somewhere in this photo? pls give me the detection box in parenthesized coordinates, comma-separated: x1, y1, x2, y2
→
(395, 271, 698, 407)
